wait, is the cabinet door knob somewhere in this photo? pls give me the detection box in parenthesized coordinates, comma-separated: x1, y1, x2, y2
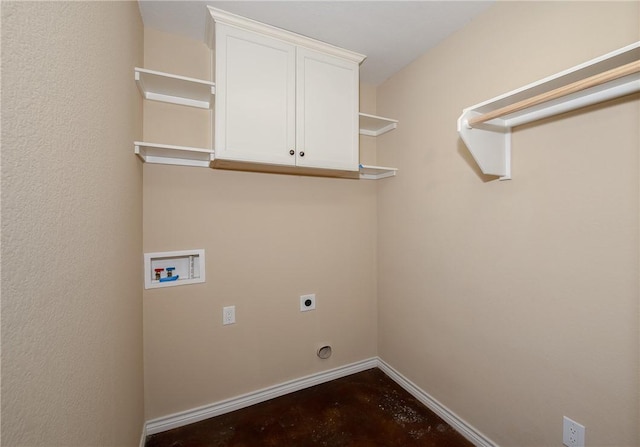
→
(289, 150, 295, 156)
(299, 151, 305, 157)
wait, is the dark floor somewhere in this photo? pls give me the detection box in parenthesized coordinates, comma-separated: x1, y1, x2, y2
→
(145, 368, 473, 447)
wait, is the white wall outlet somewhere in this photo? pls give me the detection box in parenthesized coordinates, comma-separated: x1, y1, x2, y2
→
(300, 294, 316, 312)
(223, 306, 235, 325)
(563, 416, 585, 447)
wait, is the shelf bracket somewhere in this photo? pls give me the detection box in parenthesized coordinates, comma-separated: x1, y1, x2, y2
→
(457, 111, 511, 180)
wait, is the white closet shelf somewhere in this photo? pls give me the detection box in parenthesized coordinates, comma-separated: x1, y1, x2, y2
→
(359, 113, 398, 136)
(458, 41, 640, 180)
(359, 164, 398, 180)
(135, 67, 215, 109)
(358, 113, 399, 179)
(135, 142, 214, 168)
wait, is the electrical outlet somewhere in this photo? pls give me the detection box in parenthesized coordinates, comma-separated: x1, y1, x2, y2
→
(563, 416, 585, 447)
(300, 294, 316, 312)
(223, 306, 235, 325)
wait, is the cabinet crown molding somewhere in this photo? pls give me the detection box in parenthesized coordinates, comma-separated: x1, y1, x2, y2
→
(206, 6, 367, 65)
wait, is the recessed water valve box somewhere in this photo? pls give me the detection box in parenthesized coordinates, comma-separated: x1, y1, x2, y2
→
(144, 249, 205, 289)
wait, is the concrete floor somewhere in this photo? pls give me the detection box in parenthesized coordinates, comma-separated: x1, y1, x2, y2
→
(145, 368, 474, 447)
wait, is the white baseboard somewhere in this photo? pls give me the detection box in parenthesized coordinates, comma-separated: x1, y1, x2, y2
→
(139, 422, 147, 447)
(144, 356, 497, 447)
(377, 358, 498, 447)
(145, 357, 378, 436)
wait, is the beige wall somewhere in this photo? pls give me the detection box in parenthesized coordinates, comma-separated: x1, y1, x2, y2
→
(142, 29, 378, 420)
(1, 2, 144, 446)
(12, 3, 630, 444)
(376, 2, 639, 446)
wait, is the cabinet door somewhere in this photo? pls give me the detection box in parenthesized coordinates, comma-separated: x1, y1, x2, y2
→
(296, 48, 359, 172)
(215, 23, 296, 166)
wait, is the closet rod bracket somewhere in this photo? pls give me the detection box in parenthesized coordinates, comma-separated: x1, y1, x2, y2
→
(457, 111, 512, 180)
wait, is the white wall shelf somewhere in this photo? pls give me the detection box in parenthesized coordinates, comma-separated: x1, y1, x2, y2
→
(135, 142, 214, 168)
(135, 67, 215, 109)
(359, 164, 397, 180)
(359, 113, 398, 136)
(144, 249, 205, 289)
(134, 67, 215, 167)
(358, 113, 399, 180)
(458, 41, 640, 180)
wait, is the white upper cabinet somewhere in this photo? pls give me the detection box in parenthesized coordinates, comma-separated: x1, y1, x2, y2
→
(214, 24, 296, 166)
(296, 48, 359, 171)
(207, 7, 364, 174)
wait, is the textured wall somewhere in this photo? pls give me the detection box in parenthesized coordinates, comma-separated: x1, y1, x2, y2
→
(1, 2, 144, 445)
(142, 28, 378, 420)
(376, 2, 639, 446)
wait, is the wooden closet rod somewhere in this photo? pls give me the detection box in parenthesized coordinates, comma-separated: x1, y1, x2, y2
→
(468, 59, 640, 127)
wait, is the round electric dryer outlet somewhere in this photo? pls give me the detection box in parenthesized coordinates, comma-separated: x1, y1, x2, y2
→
(300, 294, 316, 311)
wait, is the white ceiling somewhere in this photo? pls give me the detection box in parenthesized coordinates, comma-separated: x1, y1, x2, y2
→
(138, 1, 494, 85)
